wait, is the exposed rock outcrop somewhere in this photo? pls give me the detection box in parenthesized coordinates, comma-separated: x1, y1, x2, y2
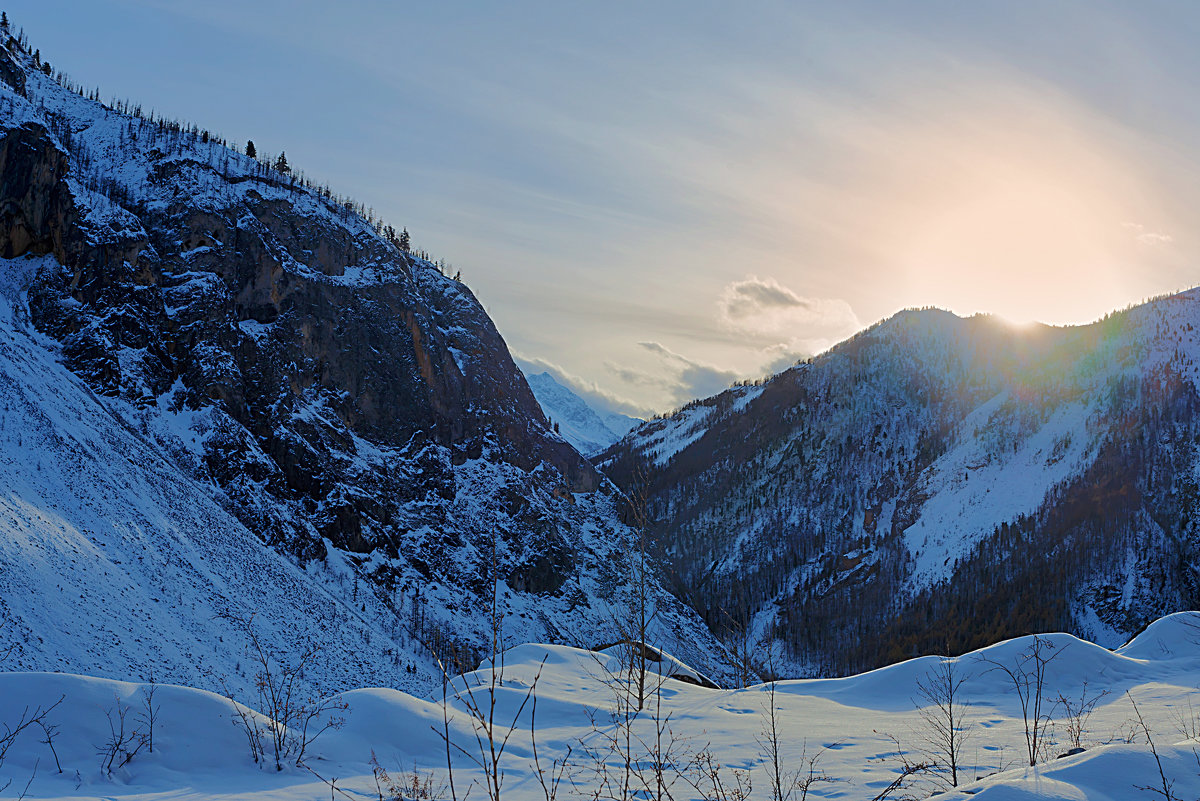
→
(0, 38, 729, 683)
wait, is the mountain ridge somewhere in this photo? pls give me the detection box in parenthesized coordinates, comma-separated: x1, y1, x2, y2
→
(0, 30, 733, 692)
(599, 286, 1200, 675)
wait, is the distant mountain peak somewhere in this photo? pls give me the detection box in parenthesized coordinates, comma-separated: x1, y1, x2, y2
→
(524, 370, 640, 456)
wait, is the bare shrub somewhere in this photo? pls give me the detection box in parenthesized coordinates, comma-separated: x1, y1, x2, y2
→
(221, 678, 266, 766)
(0, 696, 62, 767)
(35, 717, 61, 774)
(529, 691, 570, 801)
(12, 759, 36, 801)
(758, 661, 835, 801)
(0, 694, 63, 793)
(1172, 695, 1200, 742)
(369, 751, 448, 800)
(720, 607, 760, 690)
(220, 612, 350, 770)
(621, 473, 658, 712)
(573, 644, 704, 801)
(139, 679, 160, 754)
(1055, 679, 1108, 751)
(869, 731, 932, 801)
(683, 747, 752, 801)
(445, 653, 541, 801)
(912, 658, 972, 789)
(978, 634, 1063, 766)
(432, 533, 541, 801)
(97, 695, 147, 776)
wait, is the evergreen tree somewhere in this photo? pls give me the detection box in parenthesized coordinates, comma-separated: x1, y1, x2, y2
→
(245, 140, 256, 158)
(399, 227, 410, 251)
(274, 151, 289, 172)
(2, 13, 9, 30)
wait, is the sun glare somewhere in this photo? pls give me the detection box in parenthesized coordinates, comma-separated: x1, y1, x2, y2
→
(859, 91, 1177, 328)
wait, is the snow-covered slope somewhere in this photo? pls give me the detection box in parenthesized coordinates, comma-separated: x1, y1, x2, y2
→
(524, 370, 640, 456)
(3, 613, 1200, 800)
(618, 383, 763, 468)
(0, 255, 423, 696)
(601, 298, 1200, 676)
(0, 28, 733, 691)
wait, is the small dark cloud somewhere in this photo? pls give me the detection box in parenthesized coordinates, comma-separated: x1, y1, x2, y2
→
(723, 279, 807, 317)
(636, 341, 681, 361)
(717, 276, 860, 345)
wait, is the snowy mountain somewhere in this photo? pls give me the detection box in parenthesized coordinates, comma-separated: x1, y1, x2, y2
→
(3, 612, 1200, 799)
(0, 29, 731, 693)
(524, 370, 640, 456)
(600, 297, 1200, 676)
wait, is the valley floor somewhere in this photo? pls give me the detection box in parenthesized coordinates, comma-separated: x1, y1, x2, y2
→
(4, 614, 1200, 800)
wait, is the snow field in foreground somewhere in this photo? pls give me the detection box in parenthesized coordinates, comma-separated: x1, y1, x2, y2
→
(3, 615, 1200, 799)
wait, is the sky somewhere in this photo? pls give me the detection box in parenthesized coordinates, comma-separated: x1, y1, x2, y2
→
(12, 1, 1200, 416)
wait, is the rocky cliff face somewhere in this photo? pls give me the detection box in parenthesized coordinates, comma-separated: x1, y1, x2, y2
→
(601, 300, 1200, 677)
(0, 38, 730, 688)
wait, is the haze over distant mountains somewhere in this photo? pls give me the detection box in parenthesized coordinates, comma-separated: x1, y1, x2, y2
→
(523, 369, 641, 455)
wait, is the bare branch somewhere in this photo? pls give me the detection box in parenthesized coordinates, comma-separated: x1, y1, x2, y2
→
(870, 730, 933, 801)
(1128, 692, 1179, 801)
(0, 694, 63, 767)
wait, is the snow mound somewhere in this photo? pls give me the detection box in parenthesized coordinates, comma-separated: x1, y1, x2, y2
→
(3, 623, 1200, 799)
(939, 744, 1200, 800)
(774, 630, 1164, 715)
(1116, 611, 1200, 661)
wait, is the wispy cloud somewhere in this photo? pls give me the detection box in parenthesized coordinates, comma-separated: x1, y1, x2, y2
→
(519, 279, 855, 416)
(58, 2, 1200, 411)
(1123, 222, 1174, 246)
(595, 343, 741, 410)
(758, 343, 810, 377)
